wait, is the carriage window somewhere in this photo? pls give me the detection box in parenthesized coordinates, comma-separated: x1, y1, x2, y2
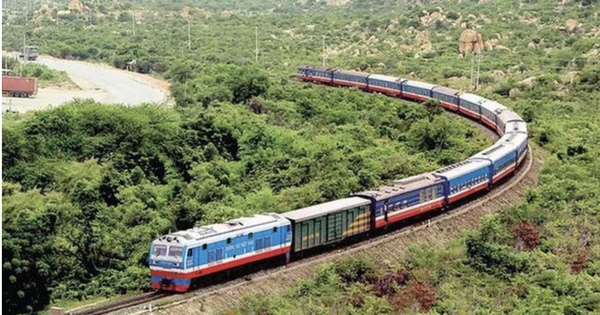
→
(404, 200, 408, 208)
(153, 245, 167, 257)
(264, 237, 271, 248)
(208, 250, 215, 263)
(202, 243, 207, 250)
(256, 238, 264, 250)
(227, 238, 231, 244)
(187, 248, 193, 257)
(168, 246, 183, 259)
(273, 226, 278, 233)
(248, 232, 253, 239)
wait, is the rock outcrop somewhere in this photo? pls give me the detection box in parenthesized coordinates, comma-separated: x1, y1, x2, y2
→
(565, 19, 579, 33)
(459, 29, 484, 56)
(67, 0, 85, 12)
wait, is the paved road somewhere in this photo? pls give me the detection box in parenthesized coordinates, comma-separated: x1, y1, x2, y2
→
(2, 55, 169, 113)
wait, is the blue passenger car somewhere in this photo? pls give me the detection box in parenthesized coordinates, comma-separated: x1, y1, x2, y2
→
(435, 160, 491, 204)
(297, 65, 334, 84)
(333, 70, 370, 88)
(470, 141, 517, 185)
(353, 174, 445, 228)
(458, 93, 483, 120)
(431, 86, 460, 111)
(402, 80, 436, 101)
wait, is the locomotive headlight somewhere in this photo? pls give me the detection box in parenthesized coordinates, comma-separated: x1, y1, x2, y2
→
(153, 260, 157, 264)
(175, 263, 180, 267)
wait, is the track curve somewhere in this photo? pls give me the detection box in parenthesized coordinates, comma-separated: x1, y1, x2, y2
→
(69, 70, 536, 314)
(108, 144, 537, 315)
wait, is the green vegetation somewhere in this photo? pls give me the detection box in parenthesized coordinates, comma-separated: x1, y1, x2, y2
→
(2, 56, 73, 87)
(2, 69, 487, 313)
(2, 0, 600, 314)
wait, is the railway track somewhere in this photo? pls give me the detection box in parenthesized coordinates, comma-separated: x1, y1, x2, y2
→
(67, 105, 538, 315)
(82, 143, 537, 315)
(66, 292, 170, 315)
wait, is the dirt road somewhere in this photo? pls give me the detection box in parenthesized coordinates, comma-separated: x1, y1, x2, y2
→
(2, 56, 169, 113)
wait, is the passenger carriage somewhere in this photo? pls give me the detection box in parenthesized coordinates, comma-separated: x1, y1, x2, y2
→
(497, 110, 527, 135)
(353, 174, 445, 229)
(503, 132, 529, 166)
(332, 70, 370, 89)
(435, 160, 491, 204)
(470, 141, 517, 185)
(431, 86, 460, 111)
(149, 213, 291, 292)
(402, 80, 435, 102)
(458, 93, 483, 120)
(366, 74, 404, 96)
(479, 99, 507, 131)
(297, 65, 334, 84)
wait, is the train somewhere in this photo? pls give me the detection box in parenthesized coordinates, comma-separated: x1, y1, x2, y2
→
(149, 65, 529, 292)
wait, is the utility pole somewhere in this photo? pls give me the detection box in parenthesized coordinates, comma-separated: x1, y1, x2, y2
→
(469, 52, 475, 90)
(21, 34, 26, 75)
(322, 35, 326, 67)
(25, 0, 28, 26)
(255, 26, 258, 63)
(187, 19, 191, 50)
(475, 53, 482, 91)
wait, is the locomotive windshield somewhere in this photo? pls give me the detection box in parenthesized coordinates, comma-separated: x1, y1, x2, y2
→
(153, 244, 167, 256)
(168, 246, 183, 259)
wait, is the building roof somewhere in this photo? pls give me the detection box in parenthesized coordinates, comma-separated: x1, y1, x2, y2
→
(354, 173, 443, 201)
(282, 197, 370, 222)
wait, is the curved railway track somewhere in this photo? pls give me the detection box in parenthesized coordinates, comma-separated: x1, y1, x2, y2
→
(67, 292, 170, 315)
(71, 138, 537, 315)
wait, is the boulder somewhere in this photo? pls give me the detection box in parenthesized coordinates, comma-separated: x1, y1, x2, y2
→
(565, 19, 579, 33)
(459, 29, 484, 56)
(527, 42, 537, 49)
(509, 87, 522, 98)
(562, 71, 578, 85)
(67, 0, 85, 12)
(399, 44, 412, 54)
(519, 77, 537, 87)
